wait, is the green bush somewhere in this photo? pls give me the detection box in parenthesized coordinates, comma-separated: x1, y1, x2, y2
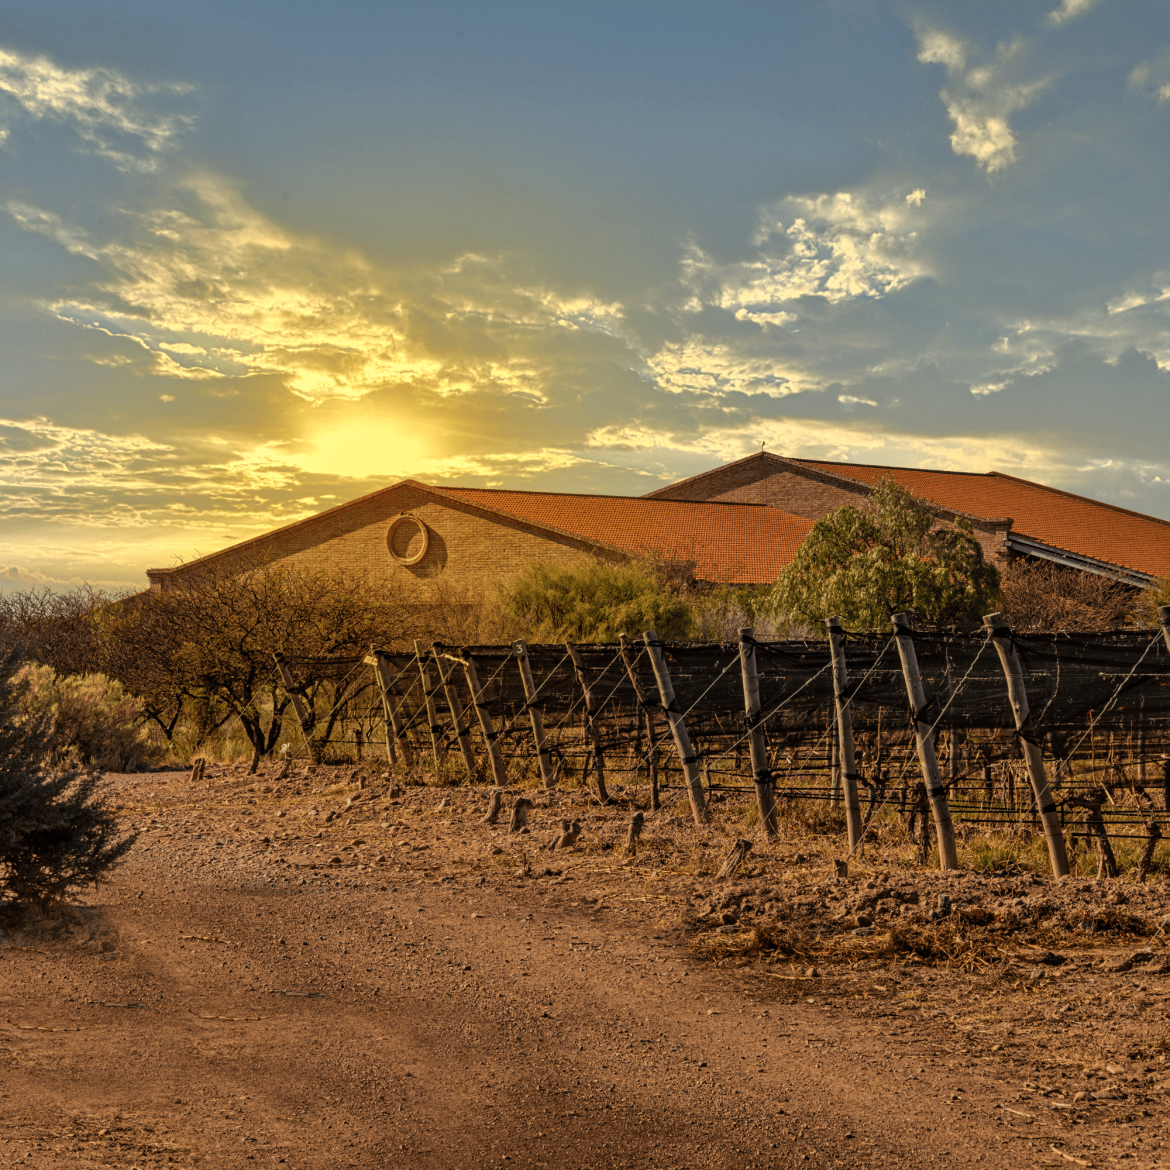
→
(500, 558, 696, 642)
(14, 664, 162, 772)
(0, 656, 135, 907)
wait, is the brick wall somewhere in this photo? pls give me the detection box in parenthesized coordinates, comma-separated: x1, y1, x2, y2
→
(656, 463, 1009, 569)
(149, 484, 594, 592)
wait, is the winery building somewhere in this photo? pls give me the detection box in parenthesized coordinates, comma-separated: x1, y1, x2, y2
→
(146, 455, 1170, 593)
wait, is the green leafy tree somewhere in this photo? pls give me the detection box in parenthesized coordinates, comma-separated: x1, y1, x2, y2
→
(500, 557, 696, 642)
(766, 477, 1000, 630)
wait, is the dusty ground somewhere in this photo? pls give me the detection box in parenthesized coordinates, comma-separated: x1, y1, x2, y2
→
(4, 762, 1170, 1169)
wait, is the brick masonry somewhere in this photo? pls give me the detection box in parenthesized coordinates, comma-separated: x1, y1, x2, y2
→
(148, 483, 596, 592)
(650, 458, 1010, 568)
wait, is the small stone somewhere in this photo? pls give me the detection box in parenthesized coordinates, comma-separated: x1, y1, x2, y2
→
(328, 855, 343, 864)
(1029, 967, 1046, 981)
(856, 914, 873, 928)
(98, 939, 116, 953)
(1012, 897, 1025, 906)
(1073, 1091, 1093, 1103)
(805, 967, 819, 978)
(720, 912, 738, 926)
(275, 810, 286, 818)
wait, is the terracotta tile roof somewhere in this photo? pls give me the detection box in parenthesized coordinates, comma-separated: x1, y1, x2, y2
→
(437, 487, 813, 584)
(795, 461, 1170, 578)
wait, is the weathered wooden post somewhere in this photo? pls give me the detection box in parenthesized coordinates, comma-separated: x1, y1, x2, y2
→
(565, 642, 610, 804)
(414, 639, 444, 767)
(825, 618, 864, 853)
(983, 612, 1070, 879)
(891, 613, 959, 870)
(642, 629, 709, 825)
(366, 650, 412, 766)
(619, 633, 660, 811)
(513, 640, 555, 788)
(737, 627, 778, 840)
(273, 652, 320, 765)
(431, 643, 477, 779)
(459, 650, 509, 787)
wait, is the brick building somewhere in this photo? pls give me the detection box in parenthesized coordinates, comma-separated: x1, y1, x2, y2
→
(146, 454, 1170, 593)
(146, 479, 814, 592)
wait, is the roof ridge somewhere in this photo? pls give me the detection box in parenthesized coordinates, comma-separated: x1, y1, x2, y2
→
(795, 458, 996, 479)
(447, 484, 777, 508)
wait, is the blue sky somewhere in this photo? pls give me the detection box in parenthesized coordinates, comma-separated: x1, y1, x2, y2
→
(0, 0, 1168, 589)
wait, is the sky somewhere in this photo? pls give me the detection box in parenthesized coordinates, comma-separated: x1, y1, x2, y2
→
(0, 0, 1168, 591)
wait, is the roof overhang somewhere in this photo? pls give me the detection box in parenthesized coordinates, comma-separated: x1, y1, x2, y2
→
(1004, 534, 1157, 589)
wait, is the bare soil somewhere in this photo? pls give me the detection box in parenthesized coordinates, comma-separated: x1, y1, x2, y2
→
(3, 763, 1170, 1169)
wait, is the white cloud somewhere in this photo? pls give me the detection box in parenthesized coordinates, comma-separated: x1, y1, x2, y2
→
(1045, 0, 1099, 27)
(1130, 51, 1170, 105)
(916, 27, 1049, 172)
(8, 176, 631, 404)
(0, 44, 193, 168)
(644, 339, 812, 398)
(917, 30, 966, 71)
(681, 189, 929, 327)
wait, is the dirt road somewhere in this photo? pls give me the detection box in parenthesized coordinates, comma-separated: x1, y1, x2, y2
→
(2, 769, 1166, 1168)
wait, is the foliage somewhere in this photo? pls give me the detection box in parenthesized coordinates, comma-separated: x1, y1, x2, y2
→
(97, 555, 409, 760)
(0, 654, 135, 907)
(13, 664, 162, 772)
(0, 586, 115, 677)
(765, 477, 1000, 630)
(999, 558, 1137, 630)
(499, 557, 696, 642)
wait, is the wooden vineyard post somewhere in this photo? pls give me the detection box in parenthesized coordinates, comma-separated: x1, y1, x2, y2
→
(273, 652, 320, 765)
(737, 627, 778, 840)
(642, 630, 709, 825)
(513, 641, 555, 789)
(825, 618, 864, 853)
(619, 633, 660, 811)
(414, 639, 444, 767)
(565, 642, 610, 804)
(459, 651, 509, 787)
(983, 612, 1070, 879)
(432, 644, 477, 780)
(890, 614, 959, 870)
(366, 650, 414, 767)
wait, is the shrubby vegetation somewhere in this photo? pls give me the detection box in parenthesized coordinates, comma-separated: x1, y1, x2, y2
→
(764, 477, 1001, 630)
(500, 557, 696, 641)
(14, 664, 161, 772)
(998, 558, 1138, 631)
(0, 654, 134, 907)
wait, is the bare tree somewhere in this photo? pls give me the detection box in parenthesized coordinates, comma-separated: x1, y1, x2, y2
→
(101, 554, 409, 761)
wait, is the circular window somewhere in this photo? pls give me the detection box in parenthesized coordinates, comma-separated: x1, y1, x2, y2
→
(387, 514, 429, 565)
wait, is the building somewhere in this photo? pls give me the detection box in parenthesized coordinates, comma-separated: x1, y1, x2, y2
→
(646, 452, 1170, 588)
(146, 478, 814, 592)
(146, 455, 1170, 593)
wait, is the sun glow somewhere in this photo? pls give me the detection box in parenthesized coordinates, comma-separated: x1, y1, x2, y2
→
(294, 420, 428, 481)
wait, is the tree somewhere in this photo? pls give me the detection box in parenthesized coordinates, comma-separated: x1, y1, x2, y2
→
(0, 653, 135, 908)
(766, 476, 1000, 630)
(99, 555, 409, 763)
(500, 557, 696, 642)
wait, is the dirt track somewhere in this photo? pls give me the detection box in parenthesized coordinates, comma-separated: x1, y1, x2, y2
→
(3, 767, 1170, 1169)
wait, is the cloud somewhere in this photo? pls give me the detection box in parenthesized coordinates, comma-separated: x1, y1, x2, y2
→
(1130, 50, 1170, 105)
(681, 189, 929, 327)
(0, 44, 193, 168)
(916, 27, 1049, 172)
(8, 176, 632, 405)
(1045, 0, 1099, 27)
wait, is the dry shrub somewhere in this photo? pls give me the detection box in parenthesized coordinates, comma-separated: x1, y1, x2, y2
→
(999, 559, 1136, 630)
(691, 922, 814, 963)
(14, 664, 161, 772)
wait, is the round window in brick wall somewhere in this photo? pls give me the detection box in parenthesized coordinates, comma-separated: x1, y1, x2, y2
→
(387, 514, 429, 565)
